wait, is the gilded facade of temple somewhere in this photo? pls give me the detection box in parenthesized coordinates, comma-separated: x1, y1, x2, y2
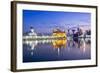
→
(52, 29, 67, 39)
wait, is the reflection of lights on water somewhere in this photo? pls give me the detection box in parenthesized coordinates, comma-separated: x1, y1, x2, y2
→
(42, 40, 47, 43)
(52, 39, 67, 49)
(23, 38, 90, 56)
(31, 51, 34, 55)
(23, 39, 53, 51)
(83, 41, 86, 53)
(78, 39, 91, 53)
(52, 39, 67, 55)
(23, 39, 67, 55)
(57, 48, 60, 56)
(23, 40, 38, 50)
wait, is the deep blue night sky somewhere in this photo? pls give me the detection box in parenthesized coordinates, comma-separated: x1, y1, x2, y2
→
(23, 10, 91, 34)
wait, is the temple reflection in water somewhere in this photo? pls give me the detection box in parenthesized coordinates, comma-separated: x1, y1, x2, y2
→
(23, 38, 91, 62)
(23, 27, 91, 62)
